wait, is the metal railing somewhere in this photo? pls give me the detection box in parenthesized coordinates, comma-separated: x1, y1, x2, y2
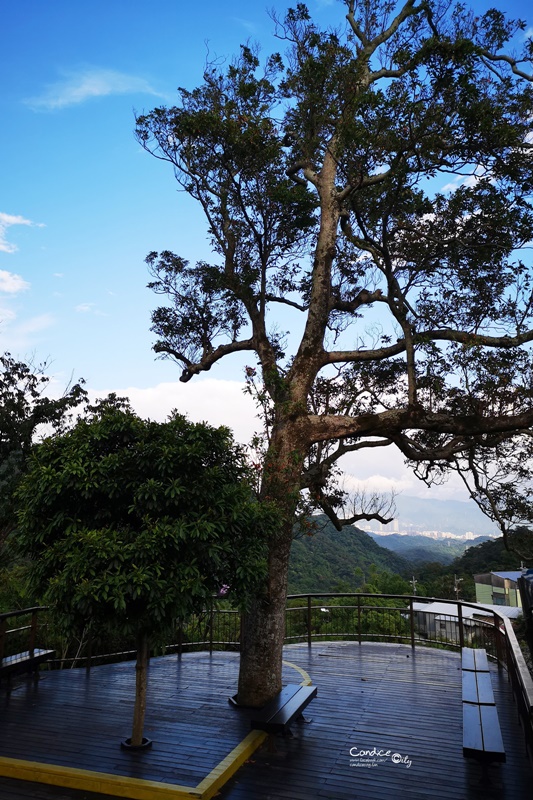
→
(0, 606, 48, 667)
(2, 595, 532, 759)
(284, 593, 502, 655)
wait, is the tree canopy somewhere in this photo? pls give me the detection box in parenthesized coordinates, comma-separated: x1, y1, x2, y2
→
(16, 399, 273, 634)
(135, 0, 533, 704)
(15, 399, 276, 744)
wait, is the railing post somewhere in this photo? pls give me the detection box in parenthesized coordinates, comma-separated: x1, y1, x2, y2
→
(457, 602, 465, 650)
(357, 595, 362, 645)
(85, 630, 93, 674)
(307, 596, 312, 647)
(209, 599, 214, 653)
(409, 597, 415, 649)
(29, 610, 37, 658)
(0, 617, 5, 663)
(493, 613, 503, 665)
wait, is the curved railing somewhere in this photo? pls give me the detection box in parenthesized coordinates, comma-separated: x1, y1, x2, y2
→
(2, 596, 532, 757)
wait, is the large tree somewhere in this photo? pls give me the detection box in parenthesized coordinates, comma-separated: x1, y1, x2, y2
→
(16, 399, 275, 745)
(135, 0, 533, 705)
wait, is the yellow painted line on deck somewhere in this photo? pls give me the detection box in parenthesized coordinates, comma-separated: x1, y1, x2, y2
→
(0, 755, 202, 799)
(195, 729, 267, 800)
(282, 659, 313, 686)
(0, 731, 268, 800)
(0, 659, 313, 798)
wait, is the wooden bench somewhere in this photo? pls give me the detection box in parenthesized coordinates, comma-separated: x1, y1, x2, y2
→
(0, 649, 55, 682)
(461, 647, 505, 766)
(250, 683, 317, 735)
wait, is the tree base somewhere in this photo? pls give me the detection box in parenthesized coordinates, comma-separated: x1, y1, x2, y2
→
(120, 737, 153, 750)
(228, 693, 262, 709)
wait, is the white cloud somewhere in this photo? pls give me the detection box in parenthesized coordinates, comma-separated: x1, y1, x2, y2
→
(0, 306, 17, 323)
(14, 313, 55, 336)
(88, 378, 260, 446)
(232, 17, 258, 35)
(75, 302, 107, 317)
(0, 269, 30, 293)
(0, 212, 43, 254)
(24, 67, 165, 111)
(0, 312, 55, 353)
(85, 378, 471, 501)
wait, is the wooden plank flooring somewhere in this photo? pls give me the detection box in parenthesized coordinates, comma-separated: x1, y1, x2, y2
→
(219, 642, 532, 800)
(0, 642, 531, 799)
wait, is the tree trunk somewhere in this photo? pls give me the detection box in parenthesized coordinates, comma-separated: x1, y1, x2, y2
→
(237, 525, 293, 706)
(131, 630, 149, 746)
(237, 423, 306, 707)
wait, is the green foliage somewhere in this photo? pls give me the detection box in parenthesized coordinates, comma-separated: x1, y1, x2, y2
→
(451, 536, 528, 575)
(14, 399, 277, 642)
(288, 517, 409, 593)
(136, 1, 533, 543)
(0, 353, 86, 539)
(368, 532, 488, 565)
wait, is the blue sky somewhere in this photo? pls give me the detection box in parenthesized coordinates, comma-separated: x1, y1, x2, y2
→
(1, 0, 531, 510)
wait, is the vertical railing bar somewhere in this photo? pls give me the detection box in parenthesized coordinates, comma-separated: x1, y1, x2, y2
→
(29, 611, 37, 658)
(209, 598, 214, 654)
(458, 602, 465, 650)
(0, 618, 6, 664)
(409, 598, 415, 649)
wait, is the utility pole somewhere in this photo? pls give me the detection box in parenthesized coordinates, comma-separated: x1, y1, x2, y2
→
(411, 576, 418, 596)
(454, 574, 463, 600)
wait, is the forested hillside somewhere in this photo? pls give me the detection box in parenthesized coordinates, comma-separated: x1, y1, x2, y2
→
(451, 537, 527, 575)
(368, 533, 489, 566)
(288, 518, 409, 594)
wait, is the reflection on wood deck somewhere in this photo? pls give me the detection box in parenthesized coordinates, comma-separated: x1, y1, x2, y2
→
(0, 642, 531, 799)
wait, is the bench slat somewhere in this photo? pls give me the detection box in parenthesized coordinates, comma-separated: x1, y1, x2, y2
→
(475, 672, 496, 705)
(256, 684, 302, 718)
(462, 647, 489, 672)
(463, 702, 484, 755)
(462, 670, 495, 705)
(251, 684, 317, 734)
(473, 649, 489, 672)
(480, 704, 505, 760)
(461, 647, 476, 671)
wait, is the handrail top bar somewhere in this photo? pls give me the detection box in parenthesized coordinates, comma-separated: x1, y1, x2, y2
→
(502, 616, 533, 708)
(0, 606, 48, 622)
(286, 593, 508, 623)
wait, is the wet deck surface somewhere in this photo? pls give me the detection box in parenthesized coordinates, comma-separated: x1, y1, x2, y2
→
(0, 642, 531, 799)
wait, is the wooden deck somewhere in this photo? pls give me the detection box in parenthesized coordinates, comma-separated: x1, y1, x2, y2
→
(0, 642, 531, 799)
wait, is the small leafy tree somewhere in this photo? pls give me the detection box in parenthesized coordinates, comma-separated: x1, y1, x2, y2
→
(16, 399, 275, 747)
(0, 353, 86, 539)
(136, 0, 533, 704)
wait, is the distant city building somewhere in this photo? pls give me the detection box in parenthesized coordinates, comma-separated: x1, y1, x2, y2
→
(474, 571, 524, 608)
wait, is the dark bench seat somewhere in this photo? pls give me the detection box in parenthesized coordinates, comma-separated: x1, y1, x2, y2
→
(461, 647, 505, 765)
(0, 649, 55, 680)
(250, 683, 317, 735)
(463, 702, 505, 763)
(461, 646, 489, 673)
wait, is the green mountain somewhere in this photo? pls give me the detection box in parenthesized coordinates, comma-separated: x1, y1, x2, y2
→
(288, 518, 410, 594)
(367, 533, 489, 566)
(451, 537, 528, 575)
